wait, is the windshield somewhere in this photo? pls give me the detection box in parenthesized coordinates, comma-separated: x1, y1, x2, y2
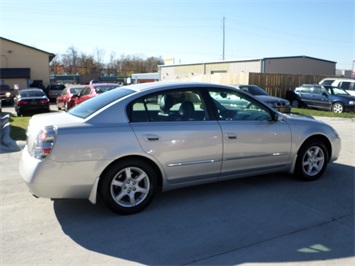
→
(0, 85, 10, 91)
(239, 85, 269, 96)
(331, 87, 349, 95)
(68, 88, 135, 118)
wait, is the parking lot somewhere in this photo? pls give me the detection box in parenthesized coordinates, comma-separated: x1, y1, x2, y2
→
(0, 105, 354, 265)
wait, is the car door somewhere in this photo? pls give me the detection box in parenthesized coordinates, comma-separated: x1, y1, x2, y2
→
(310, 86, 332, 110)
(207, 88, 292, 176)
(77, 86, 91, 104)
(129, 89, 223, 184)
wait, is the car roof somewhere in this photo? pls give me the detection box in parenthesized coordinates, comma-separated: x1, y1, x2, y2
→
(22, 88, 43, 91)
(123, 81, 234, 93)
(89, 83, 120, 87)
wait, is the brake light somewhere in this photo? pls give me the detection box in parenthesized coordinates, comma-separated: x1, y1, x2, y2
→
(30, 126, 57, 159)
(40, 99, 49, 104)
(18, 100, 28, 105)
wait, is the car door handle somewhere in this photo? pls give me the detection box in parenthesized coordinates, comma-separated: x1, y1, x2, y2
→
(224, 133, 237, 139)
(144, 134, 160, 141)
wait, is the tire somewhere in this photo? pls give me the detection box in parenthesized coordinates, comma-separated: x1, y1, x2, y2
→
(295, 139, 328, 181)
(291, 99, 301, 108)
(332, 102, 343, 114)
(99, 159, 158, 215)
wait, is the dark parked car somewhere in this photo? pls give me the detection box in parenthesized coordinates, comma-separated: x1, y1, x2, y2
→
(322, 85, 355, 113)
(0, 84, 16, 105)
(56, 85, 85, 111)
(46, 83, 66, 101)
(19, 82, 341, 215)
(14, 88, 50, 116)
(232, 84, 291, 113)
(287, 84, 331, 111)
(286, 84, 355, 113)
(74, 83, 119, 106)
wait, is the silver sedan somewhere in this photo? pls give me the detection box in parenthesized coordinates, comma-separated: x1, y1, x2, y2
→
(19, 82, 341, 215)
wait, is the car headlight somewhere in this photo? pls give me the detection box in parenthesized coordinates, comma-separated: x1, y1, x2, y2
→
(5, 92, 11, 97)
(349, 101, 355, 105)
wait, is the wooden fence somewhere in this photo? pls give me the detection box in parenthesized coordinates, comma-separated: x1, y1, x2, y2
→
(169, 72, 332, 99)
(248, 73, 330, 98)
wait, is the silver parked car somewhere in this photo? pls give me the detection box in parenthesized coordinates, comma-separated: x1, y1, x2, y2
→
(19, 82, 341, 215)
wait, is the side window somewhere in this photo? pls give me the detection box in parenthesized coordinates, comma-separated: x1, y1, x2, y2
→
(130, 90, 207, 122)
(339, 82, 351, 90)
(83, 87, 91, 95)
(208, 89, 272, 121)
(61, 88, 67, 95)
(303, 86, 312, 93)
(79, 87, 87, 96)
(312, 87, 324, 95)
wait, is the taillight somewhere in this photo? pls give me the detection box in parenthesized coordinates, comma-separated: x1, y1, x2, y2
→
(40, 99, 49, 104)
(30, 126, 57, 159)
(18, 100, 28, 105)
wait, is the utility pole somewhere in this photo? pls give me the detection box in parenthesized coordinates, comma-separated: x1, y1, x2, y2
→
(222, 16, 225, 60)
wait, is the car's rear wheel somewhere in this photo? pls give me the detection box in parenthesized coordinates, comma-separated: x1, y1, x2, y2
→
(295, 139, 328, 181)
(332, 102, 343, 114)
(99, 159, 158, 215)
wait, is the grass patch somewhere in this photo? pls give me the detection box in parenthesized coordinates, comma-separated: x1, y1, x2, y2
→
(9, 115, 30, 141)
(291, 108, 355, 118)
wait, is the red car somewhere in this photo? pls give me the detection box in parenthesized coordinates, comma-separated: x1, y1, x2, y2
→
(56, 85, 85, 111)
(74, 83, 120, 106)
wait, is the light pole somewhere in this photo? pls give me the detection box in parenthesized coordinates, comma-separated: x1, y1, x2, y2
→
(222, 16, 225, 60)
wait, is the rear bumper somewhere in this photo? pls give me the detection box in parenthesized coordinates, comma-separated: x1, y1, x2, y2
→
(19, 146, 97, 200)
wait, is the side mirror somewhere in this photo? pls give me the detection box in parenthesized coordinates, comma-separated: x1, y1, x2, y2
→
(274, 112, 284, 122)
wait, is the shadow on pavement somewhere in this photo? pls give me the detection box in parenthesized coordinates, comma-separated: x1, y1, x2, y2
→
(53, 162, 355, 265)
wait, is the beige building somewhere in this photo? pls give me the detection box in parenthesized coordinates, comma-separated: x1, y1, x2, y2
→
(0, 37, 55, 90)
(159, 56, 336, 84)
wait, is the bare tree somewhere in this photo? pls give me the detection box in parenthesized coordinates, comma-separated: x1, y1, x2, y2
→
(93, 48, 105, 74)
(107, 51, 117, 76)
(49, 54, 62, 74)
(50, 46, 164, 77)
(62, 46, 80, 74)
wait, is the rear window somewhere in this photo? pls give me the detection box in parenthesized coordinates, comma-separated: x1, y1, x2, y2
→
(68, 88, 135, 119)
(20, 90, 45, 97)
(49, 85, 65, 90)
(94, 85, 119, 93)
(319, 79, 335, 85)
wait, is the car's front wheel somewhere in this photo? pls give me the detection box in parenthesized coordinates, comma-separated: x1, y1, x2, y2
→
(295, 139, 328, 181)
(99, 159, 158, 215)
(291, 99, 301, 108)
(332, 102, 343, 113)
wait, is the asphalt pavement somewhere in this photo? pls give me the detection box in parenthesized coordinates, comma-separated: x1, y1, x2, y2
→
(0, 105, 354, 265)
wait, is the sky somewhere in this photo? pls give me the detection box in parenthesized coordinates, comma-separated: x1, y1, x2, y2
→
(1, 0, 354, 70)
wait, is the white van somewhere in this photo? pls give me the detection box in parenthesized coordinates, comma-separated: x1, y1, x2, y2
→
(319, 78, 355, 96)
